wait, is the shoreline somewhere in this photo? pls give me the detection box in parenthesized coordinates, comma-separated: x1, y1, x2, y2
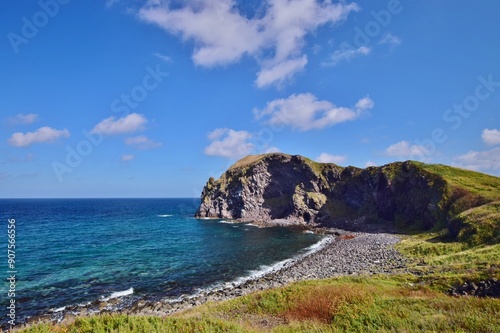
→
(30, 230, 408, 327)
(127, 231, 407, 317)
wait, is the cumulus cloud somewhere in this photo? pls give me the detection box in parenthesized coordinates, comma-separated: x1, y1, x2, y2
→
(256, 56, 307, 88)
(8, 113, 39, 125)
(254, 93, 374, 131)
(385, 141, 429, 159)
(204, 128, 254, 159)
(138, 0, 359, 87)
(8, 126, 70, 147)
(365, 161, 377, 167)
(125, 135, 162, 149)
(379, 33, 401, 46)
(91, 113, 147, 135)
(121, 154, 135, 162)
(455, 147, 500, 173)
(482, 128, 500, 146)
(316, 153, 347, 164)
(323, 46, 371, 66)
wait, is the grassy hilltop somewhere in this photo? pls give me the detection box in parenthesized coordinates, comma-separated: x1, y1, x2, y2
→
(21, 156, 500, 333)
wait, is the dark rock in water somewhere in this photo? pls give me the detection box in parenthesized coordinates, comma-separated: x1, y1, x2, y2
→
(195, 153, 449, 231)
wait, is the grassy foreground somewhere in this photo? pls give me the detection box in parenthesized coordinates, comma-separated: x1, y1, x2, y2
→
(20, 232, 500, 333)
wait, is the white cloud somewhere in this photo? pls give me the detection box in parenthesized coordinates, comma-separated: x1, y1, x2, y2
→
(379, 33, 401, 46)
(207, 128, 228, 141)
(264, 146, 281, 154)
(385, 141, 429, 159)
(324, 46, 371, 66)
(153, 52, 172, 63)
(455, 147, 500, 173)
(125, 135, 162, 149)
(138, 0, 359, 87)
(121, 154, 135, 162)
(205, 128, 254, 159)
(355, 96, 375, 111)
(365, 161, 377, 167)
(316, 153, 347, 164)
(8, 126, 70, 147)
(256, 56, 307, 88)
(254, 93, 374, 131)
(91, 113, 147, 135)
(482, 128, 500, 146)
(8, 113, 39, 125)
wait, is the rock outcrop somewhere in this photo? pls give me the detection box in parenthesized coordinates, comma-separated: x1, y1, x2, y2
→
(196, 153, 500, 235)
(195, 153, 499, 232)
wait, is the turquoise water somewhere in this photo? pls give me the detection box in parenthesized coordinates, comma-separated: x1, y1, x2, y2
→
(0, 198, 322, 325)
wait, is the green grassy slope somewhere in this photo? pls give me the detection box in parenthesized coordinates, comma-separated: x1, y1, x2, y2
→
(23, 275, 500, 333)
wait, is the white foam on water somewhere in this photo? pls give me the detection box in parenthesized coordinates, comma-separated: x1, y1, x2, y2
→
(139, 236, 333, 307)
(194, 236, 333, 296)
(101, 287, 134, 301)
(53, 306, 66, 313)
(301, 236, 332, 255)
(158, 214, 173, 217)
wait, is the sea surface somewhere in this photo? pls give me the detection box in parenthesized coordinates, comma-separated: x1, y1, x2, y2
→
(0, 198, 322, 325)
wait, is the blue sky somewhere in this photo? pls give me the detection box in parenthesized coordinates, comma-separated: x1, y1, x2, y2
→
(1, 0, 500, 198)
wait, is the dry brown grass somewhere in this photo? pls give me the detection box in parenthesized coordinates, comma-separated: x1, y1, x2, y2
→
(283, 285, 369, 324)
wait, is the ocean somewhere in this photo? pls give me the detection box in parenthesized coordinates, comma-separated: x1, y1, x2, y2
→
(0, 198, 323, 325)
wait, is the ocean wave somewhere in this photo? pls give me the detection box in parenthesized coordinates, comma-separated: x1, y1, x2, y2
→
(101, 287, 134, 302)
(302, 236, 332, 255)
(158, 214, 173, 217)
(218, 220, 234, 224)
(233, 236, 331, 286)
(192, 236, 332, 296)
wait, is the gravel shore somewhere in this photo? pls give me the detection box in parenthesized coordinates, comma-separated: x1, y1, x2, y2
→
(36, 231, 407, 326)
(123, 231, 408, 317)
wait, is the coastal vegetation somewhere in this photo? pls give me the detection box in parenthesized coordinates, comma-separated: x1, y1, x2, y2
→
(21, 230, 500, 332)
(20, 154, 500, 332)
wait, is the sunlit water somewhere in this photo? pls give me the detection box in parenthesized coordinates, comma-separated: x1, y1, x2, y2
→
(0, 198, 322, 325)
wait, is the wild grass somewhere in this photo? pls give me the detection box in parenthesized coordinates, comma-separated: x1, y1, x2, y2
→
(19, 315, 248, 333)
(420, 163, 500, 201)
(22, 276, 498, 333)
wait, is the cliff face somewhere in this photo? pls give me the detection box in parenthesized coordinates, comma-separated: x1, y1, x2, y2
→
(195, 153, 451, 230)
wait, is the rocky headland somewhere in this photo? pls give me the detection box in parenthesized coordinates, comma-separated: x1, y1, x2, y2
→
(195, 153, 498, 242)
